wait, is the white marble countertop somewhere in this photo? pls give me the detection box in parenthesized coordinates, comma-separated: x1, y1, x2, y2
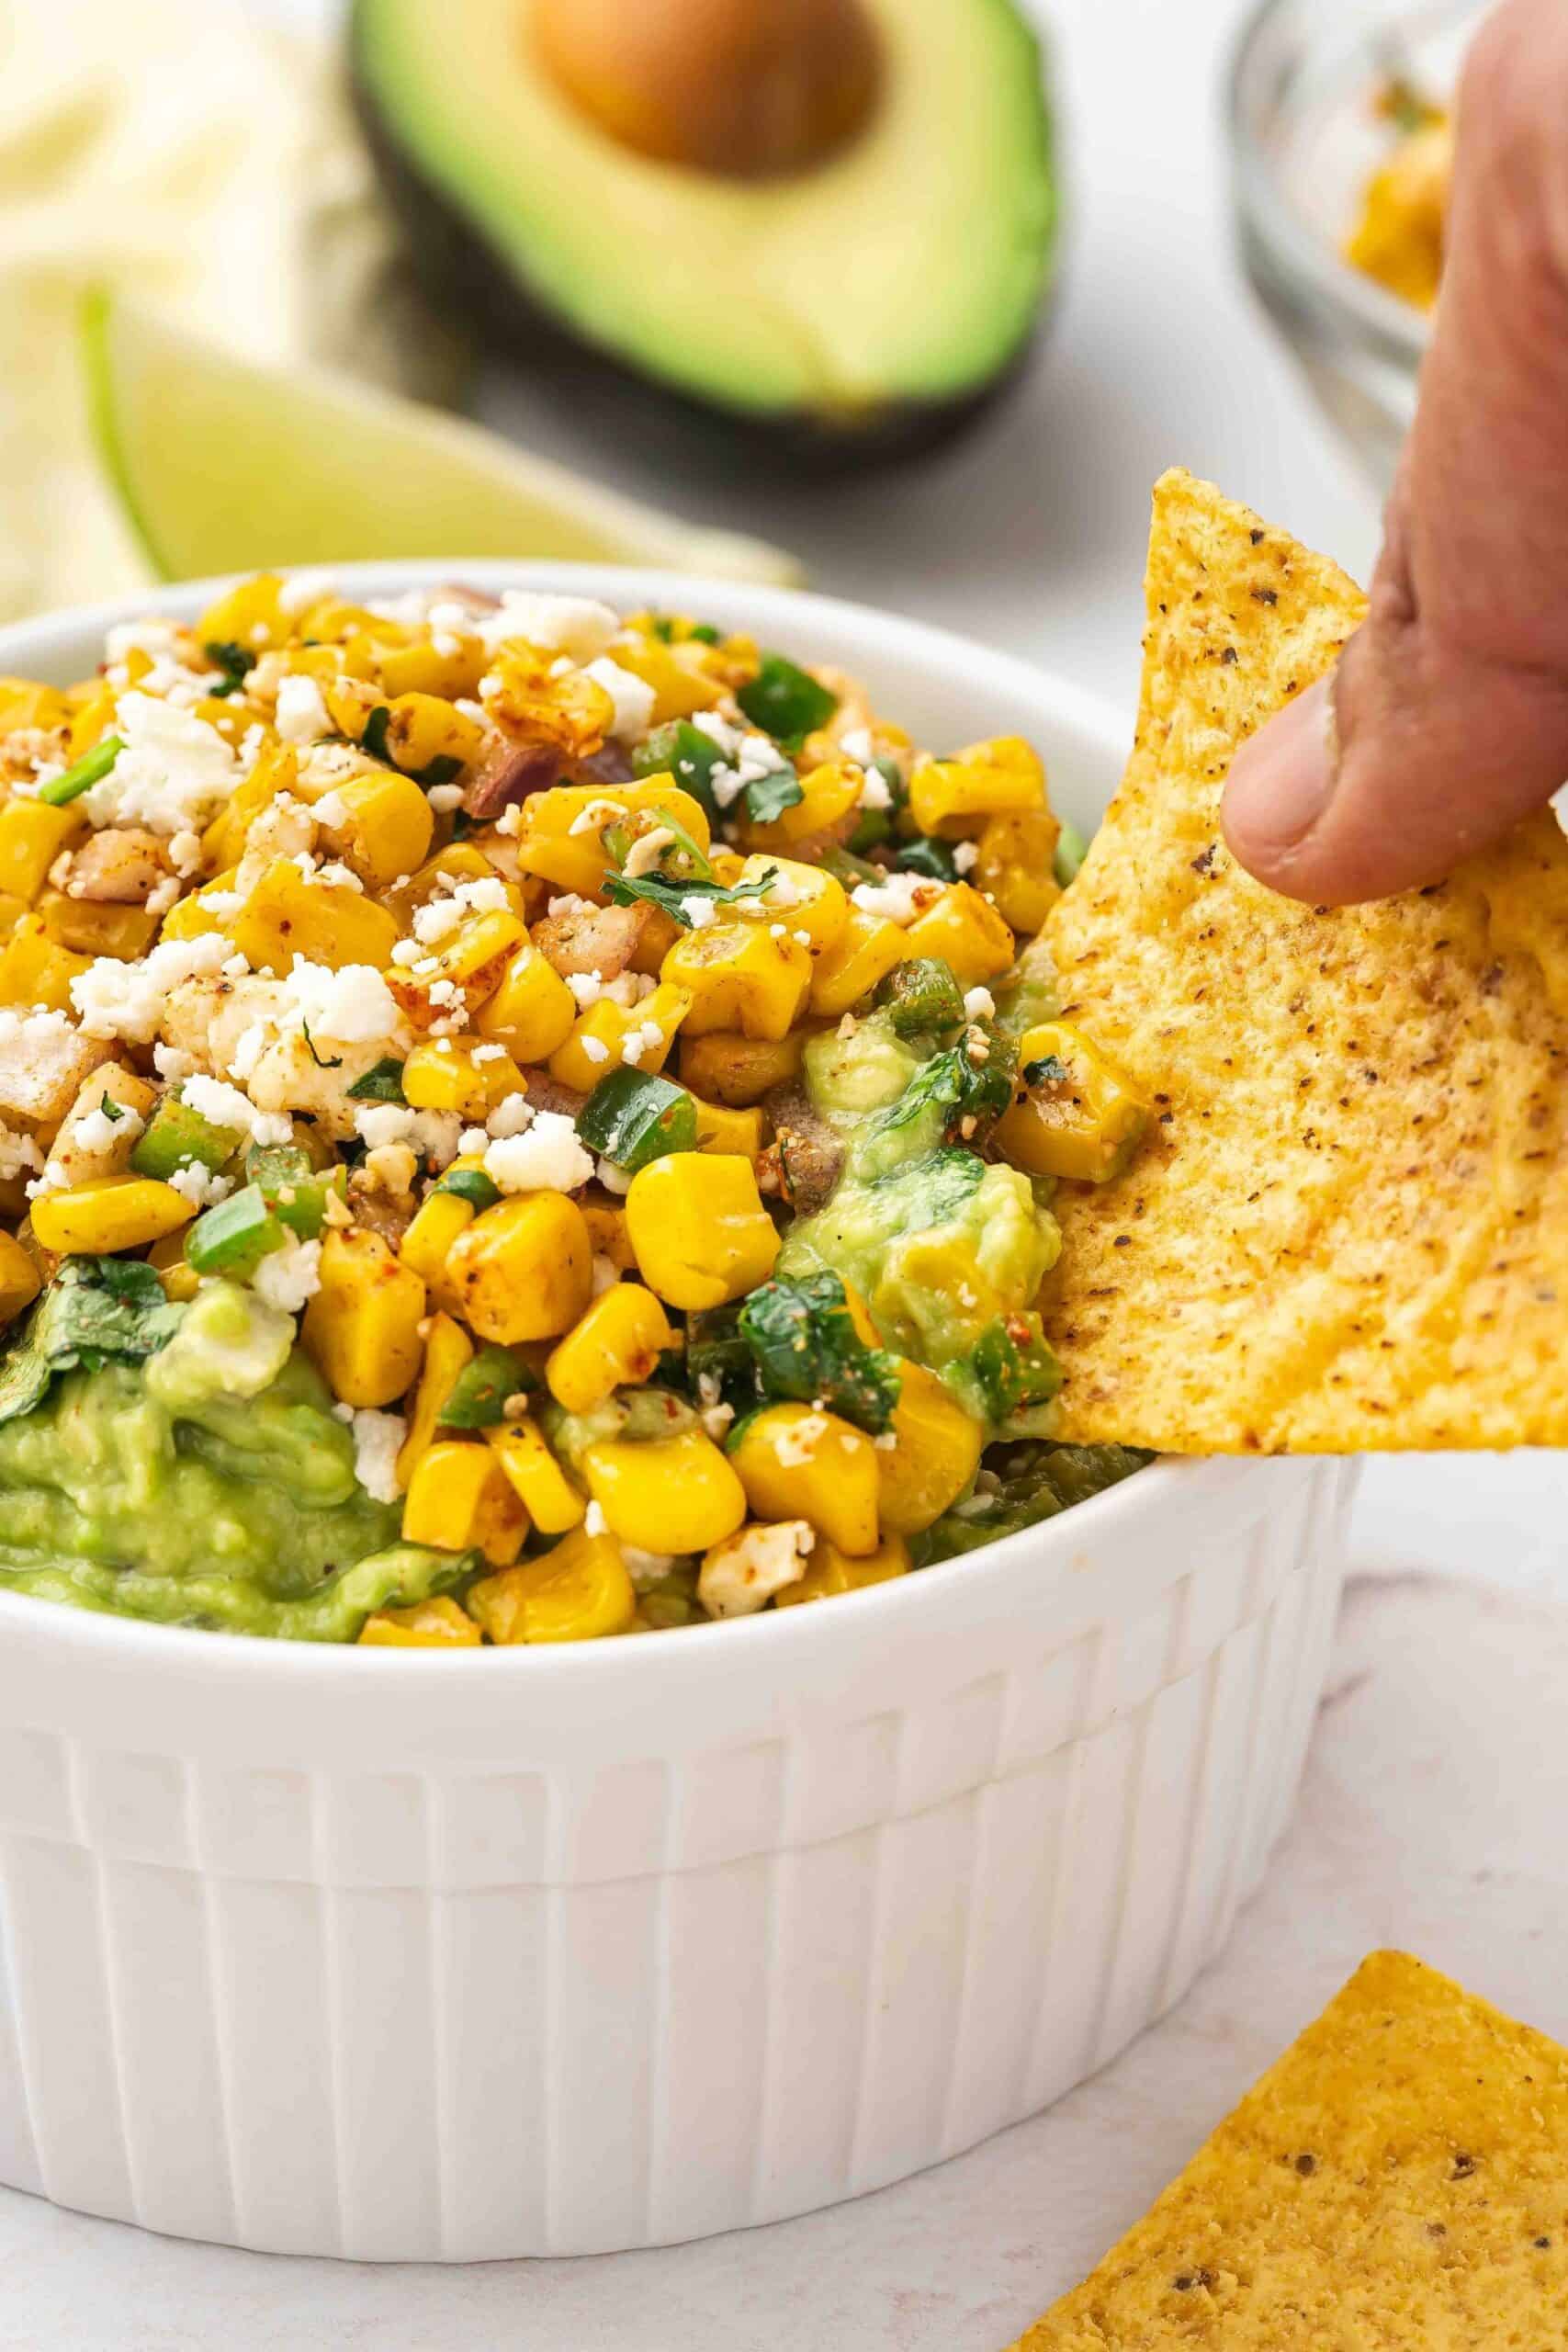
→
(5, 0, 1565, 2344)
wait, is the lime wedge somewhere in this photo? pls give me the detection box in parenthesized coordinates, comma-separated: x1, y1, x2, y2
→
(82, 290, 800, 586)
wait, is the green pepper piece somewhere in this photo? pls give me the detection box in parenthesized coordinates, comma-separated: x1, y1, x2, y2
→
(438, 1344, 536, 1429)
(968, 1314, 1063, 1421)
(873, 957, 966, 1037)
(37, 734, 122, 808)
(736, 653, 838, 751)
(130, 1097, 243, 1182)
(434, 1164, 502, 1211)
(630, 720, 725, 821)
(577, 1067, 697, 1171)
(184, 1184, 287, 1278)
(246, 1143, 334, 1238)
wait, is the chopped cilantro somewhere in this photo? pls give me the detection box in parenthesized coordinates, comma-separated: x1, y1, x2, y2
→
(737, 1272, 901, 1434)
(736, 653, 838, 751)
(300, 1020, 343, 1071)
(98, 1094, 125, 1124)
(204, 639, 256, 697)
(346, 1057, 407, 1104)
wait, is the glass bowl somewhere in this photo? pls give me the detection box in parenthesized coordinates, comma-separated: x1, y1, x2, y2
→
(1227, 0, 1483, 491)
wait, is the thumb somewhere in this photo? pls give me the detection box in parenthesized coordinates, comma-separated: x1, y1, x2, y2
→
(1223, 0, 1568, 907)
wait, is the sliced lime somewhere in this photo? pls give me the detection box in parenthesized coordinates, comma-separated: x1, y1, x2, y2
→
(81, 290, 799, 585)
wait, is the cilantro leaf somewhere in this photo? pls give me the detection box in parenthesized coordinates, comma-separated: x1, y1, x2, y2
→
(346, 1057, 407, 1104)
(736, 653, 838, 751)
(743, 765, 804, 825)
(0, 1259, 186, 1424)
(205, 639, 256, 697)
(736, 1272, 901, 1434)
(603, 864, 782, 928)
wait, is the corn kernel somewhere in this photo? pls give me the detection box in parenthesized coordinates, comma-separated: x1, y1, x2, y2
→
(485, 1419, 585, 1533)
(546, 1283, 675, 1413)
(384, 846, 523, 930)
(389, 906, 527, 1029)
(974, 807, 1060, 936)
(875, 1361, 985, 1535)
(581, 1198, 634, 1269)
(30, 1176, 193, 1256)
(690, 1094, 764, 1159)
(37, 892, 159, 962)
(0, 917, 90, 1013)
(733, 854, 848, 952)
(378, 692, 487, 776)
(625, 1152, 779, 1310)
(310, 765, 434, 889)
(231, 860, 400, 976)
(0, 1230, 42, 1327)
(482, 651, 615, 762)
(358, 1598, 483, 1648)
(807, 908, 908, 1016)
(473, 943, 579, 1062)
(994, 1022, 1149, 1182)
(468, 1528, 636, 1644)
(302, 1227, 426, 1408)
(582, 1428, 746, 1553)
(908, 737, 1046, 839)
(737, 760, 860, 853)
(402, 1438, 525, 1566)
(396, 1312, 475, 1487)
(677, 1029, 803, 1106)
(513, 778, 711, 896)
(397, 1182, 476, 1306)
(147, 1228, 200, 1304)
(609, 637, 723, 721)
(774, 1532, 911, 1605)
(902, 882, 1015, 984)
(547, 979, 691, 1092)
(446, 1192, 592, 1342)
(200, 741, 297, 871)
(197, 572, 286, 651)
(402, 1036, 525, 1119)
(661, 921, 810, 1042)
(729, 1404, 880, 1555)
(0, 800, 86, 905)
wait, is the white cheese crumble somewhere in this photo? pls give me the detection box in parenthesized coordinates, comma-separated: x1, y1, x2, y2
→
(72, 932, 234, 1043)
(589, 1254, 620, 1297)
(964, 987, 996, 1021)
(348, 1408, 406, 1503)
(283, 958, 401, 1045)
(0, 1122, 42, 1184)
(857, 768, 892, 812)
(1551, 783, 1568, 838)
(697, 1521, 815, 1619)
(850, 873, 942, 927)
(486, 1092, 534, 1140)
(354, 1103, 462, 1164)
(181, 1075, 292, 1148)
(578, 1035, 611, 1065)
(253, 1232, 323, 1314)
(839, 727, 876, 764)
(617, 1019, 664, 1069)
(595, 1155, 631, 1196)
(72, 1102, 145, 1157)
(583, 659, 657, 742)
(85, 693, 241, 837)
(411, 875, 509, 945)
(679, 894, 717, 931)
(276, 569, 341, 616)
(273, 673, 331, 745)
(167, 1162, 232, 1211)
(481, 1111, 594, 1196)
(952, 840, 979, 875)
(583, 1499, 608, 1537)
(476, 592, 619, 663)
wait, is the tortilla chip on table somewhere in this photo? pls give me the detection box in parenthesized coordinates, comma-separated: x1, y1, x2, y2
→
(1010, 1950, 1568, 2346)
(1042, 469, 1568, 1453)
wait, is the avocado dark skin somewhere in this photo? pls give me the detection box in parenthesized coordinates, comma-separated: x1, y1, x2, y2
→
(349, 24, 1055, 477)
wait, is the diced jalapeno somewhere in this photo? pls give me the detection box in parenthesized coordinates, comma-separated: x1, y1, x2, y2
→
(438, 1344, 536, 1428)
(184, 1184, 286, 1277)
(873, 956, 966, 1037)
(847, 758, 906, 854)
(246, 1143, 334, 1238)
(434, 1164, 501, 1211)
(577, 1068, 697, 1172)
(736, 653, 838, 750)
(969, 1314, 1063, 1420)
(631, 720, 726, 820)
(37, 734, 122, 808)
(130, 1098, 242, 1182)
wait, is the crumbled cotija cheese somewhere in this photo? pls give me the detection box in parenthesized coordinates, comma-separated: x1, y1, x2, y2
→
(273, 673, 330, 744)
(181, 1075, 293, 1148)
(851, 873, 942, 925)
(476, 593, 619, 663)
(482, 1111, 594, 1195)
(72, 932, 234, 1043)
(253, 1233, 323, 1314)
(85, 692, 240, 835)
(583, 659, 657, 741)
(347, 1408, 407, 1505)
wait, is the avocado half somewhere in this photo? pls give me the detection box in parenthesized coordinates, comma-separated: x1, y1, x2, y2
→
(350, 0, 1059, 468)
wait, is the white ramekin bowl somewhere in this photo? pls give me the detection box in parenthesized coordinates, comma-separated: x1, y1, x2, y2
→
(0, 567, 1357, 2259)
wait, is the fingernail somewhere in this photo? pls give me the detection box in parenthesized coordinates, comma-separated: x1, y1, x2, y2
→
(1222, 675, 1339, 855)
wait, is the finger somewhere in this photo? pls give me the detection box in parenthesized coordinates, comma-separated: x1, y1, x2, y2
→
(1223, 0, 1568, 906)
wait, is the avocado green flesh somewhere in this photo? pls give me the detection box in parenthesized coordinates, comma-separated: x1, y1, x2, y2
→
(0, 1354, 457, 1641)
(352, 0, 1057, 425)
(780, 1016, 1059, 1420)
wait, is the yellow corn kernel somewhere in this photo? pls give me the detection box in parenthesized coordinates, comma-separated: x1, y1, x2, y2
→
(875, 1361, 985, 1535)
(0, 917, 90, 1013)
(993, 1021, 1149, 1183)
(398, 1180, 479, 1306)
(0, 1229, 41, 1327)
(358, 1597, 483, 1648)
(473, 942, 578, 1062)
(974, 807, 1060, 937)
(146, 1228, 200, 1304)
(908, 737, 1046, 839)
(0, 892, 28, 944)
(311, 765, 434, 889)
(231, 860, 400, 977)
(840, 1281, 882, 1348)
(30, 1176, 193, 1256)
(482, 651, 615, 761)
(547, 978, 691, 1092)
(625, 1151, 779, 1310)
(389, 906, 527, 1029)
(609, 636, 724, 722)
(677, 1029, 804, 1107)
(729, 1404, 881, 1555)
(485, 1419, 585, 1533)
(321, 675, 384, 742)
(197, 572, 286, 651)
(302, 1227, 426, 1408)
(626, 901, 682, 975)
(402, 1036, 525, 1119)
(0, 679, 72, 733)
(401, 1439, 526, 1566)
(774, 1532, 911, 1605)
(375, 635, 486, 701)
(579, 1198, 632, 1270)
(36, 892, 159, 963)
(446, 1191, 592, 1342)
(468, 1528, 636, 1645)
(690, 1094, 764, 1159)
(661, 921, 811, 1042)
(807, 907, 908, 1017)
(384, 845, 522, 929)
(737, 760, 860, 853)
(379, 693, 488, 776)
(156, 870, 242, 945)
(546, 1283, 674, 1414)
(66, 689, 118, 758)
(513, 777, 712, 896)
(200, 741, 297, 871)
(582, 1428, 746, 1553)
(396, 1312, 475, 1487)
(902, 883, 1015, 985)
(0, 800, 87, 905)
(733, 854, 848, 953)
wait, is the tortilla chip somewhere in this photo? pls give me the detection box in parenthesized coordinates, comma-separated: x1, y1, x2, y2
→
(1042, 469, 1568, 1450)
(1011, 1951, 1568, 2347)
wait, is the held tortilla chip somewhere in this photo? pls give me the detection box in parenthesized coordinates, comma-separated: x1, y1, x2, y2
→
(1042, 469, 1568, 1451)
(1011, 1951, 1568, 2347)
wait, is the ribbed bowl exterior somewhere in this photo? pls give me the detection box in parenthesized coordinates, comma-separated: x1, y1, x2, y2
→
(0, 1457, 1355, 2259)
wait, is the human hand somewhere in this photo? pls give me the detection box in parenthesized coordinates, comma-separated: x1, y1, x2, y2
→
(1222, 0, 1568, 904)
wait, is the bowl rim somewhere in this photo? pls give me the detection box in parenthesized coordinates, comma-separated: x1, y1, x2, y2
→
(0, 558, 1248, 1682)
(1225, 0, 1469, 369)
